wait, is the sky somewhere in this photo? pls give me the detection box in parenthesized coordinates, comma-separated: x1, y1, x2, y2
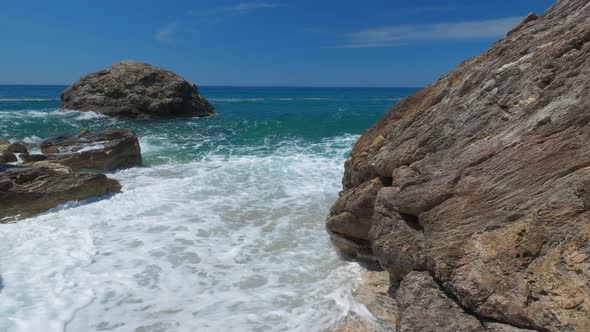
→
(0, 0, 556, 87)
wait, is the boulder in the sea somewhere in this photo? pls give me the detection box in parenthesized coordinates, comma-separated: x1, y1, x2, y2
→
(328, 0, 590, 330)
(40, 129, 142, 172)
(0, 141, 29, 155)
(60, 61, 215, 118)
(0, 165, 121, 222)
(0, 141, 29, 164)
(0, 152, 17, 164)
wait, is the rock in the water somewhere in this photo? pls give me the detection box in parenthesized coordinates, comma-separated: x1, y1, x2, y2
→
(60, 61, 215, 118)
(0, 152, 17, 164)
(0, 166, 121, 222)
(0, 141, 28, 164)
(41, 129, 142, 172)
(0, 141, 29, 155)
(327, 0, 590, 330)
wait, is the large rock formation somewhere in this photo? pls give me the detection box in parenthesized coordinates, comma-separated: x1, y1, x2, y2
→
(0, 165, 121, 222)
(40, 129, 142, 172)
(61, 61, 215, 118)
(328, 0, 590, 331)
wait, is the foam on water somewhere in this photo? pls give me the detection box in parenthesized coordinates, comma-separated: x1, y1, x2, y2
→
(0, 135, 370, 332)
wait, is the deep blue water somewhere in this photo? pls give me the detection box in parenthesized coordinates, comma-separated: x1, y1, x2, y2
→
(0, 85, 417, 164)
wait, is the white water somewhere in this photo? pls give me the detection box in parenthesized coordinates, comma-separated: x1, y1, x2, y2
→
(0, 136, 370, 332)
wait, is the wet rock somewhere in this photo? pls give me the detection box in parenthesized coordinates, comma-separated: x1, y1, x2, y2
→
(60, 60, 215, 118)
(27, 161, 73, 174)
(0, 166, 121, 222)
(41, 129, 142, 172)
(0, 152, 17, 164)
(328, 0, 590, 330)
(0, 141, 29, 155)
(21, 154, 48, 163)
(329, 271, 397, 332)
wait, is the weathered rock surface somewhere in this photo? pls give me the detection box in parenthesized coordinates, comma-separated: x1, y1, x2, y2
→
(328, 0, 590, 331)
(0, 140, 28, 163)
(60, 61, 215, 118)
(40, 129, 142, 172)
(0, 165, 121, 222)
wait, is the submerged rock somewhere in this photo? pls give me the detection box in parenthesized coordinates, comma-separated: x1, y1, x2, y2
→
(40, 129, 142, 172)
(327, 0, 590, 330)
(0, 166, 121, 222)
(60, 61, 215, 118)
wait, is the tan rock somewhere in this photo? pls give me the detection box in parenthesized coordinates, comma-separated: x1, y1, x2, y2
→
(327, 0, 590, 330)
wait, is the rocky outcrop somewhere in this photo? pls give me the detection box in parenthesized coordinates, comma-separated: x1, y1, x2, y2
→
(40, 129, 142, 172)
(0, 140, 28, 163)
(0, 165, 121, 222)
(61, 61, 215, 118)
(328, 0, 590, 331)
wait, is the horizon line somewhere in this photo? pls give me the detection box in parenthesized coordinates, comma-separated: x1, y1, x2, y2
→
(0, 83, 423, 89)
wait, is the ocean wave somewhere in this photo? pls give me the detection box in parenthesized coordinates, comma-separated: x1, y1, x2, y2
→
(209, 98, 265, 102)
(60, 110, 109, 120)
(0, 134, 365, 332)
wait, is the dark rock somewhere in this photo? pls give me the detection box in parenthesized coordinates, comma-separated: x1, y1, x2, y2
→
(21, 154, 48, 163)
(0, 141, 29, 155)
(60, 61, 215, 118)
(0, 166, 121, 222)
(41, 129, 142, 172)
(328, 0, 590, 330)
(0, 152, 17, 164)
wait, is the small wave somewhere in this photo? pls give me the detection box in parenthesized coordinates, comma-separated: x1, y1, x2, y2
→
(272, 98, 294, 101)
(0, 98, 59, 102)
(303, 98, 329, 101)
(209, 98, 265, 102)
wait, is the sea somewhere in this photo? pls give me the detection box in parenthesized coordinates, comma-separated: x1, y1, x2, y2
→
(0, 85, 417, 332)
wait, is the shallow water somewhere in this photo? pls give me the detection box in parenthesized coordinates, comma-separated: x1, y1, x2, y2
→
(0, 85, 415, 332)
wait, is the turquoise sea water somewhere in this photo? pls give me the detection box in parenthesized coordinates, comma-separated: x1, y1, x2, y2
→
(0, 85, 416, 332)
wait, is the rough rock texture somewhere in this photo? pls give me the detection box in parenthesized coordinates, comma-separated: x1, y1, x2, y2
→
(0, 141, 28, 163)
(328, 0, 590, 331)
(40, 129, 142, 172)
(0, 165, 121, 222)
(60, 61, 215, 118)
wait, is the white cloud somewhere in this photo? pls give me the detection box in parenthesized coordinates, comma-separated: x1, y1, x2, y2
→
(229, 2, 279, 14)
(190, 2, 280, 16)
(155, 23, 177, 43)
(338, 17, 523, 48)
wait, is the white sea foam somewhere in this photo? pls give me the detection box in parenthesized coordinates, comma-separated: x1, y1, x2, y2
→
(0, 135, 367, 332)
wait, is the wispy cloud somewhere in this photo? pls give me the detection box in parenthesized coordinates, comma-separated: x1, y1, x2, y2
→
(155, 23, 177, 43)
(337, 17, 523, 48)
(229, 2, 280, 14)
(190, 2, 281, 16)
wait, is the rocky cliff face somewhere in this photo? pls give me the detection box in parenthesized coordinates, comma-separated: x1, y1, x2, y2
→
(327, 0, 590, 330)
(61, 61, 215, 118)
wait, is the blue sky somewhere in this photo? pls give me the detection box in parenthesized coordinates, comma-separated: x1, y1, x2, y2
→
(1, 0, 555, 87)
